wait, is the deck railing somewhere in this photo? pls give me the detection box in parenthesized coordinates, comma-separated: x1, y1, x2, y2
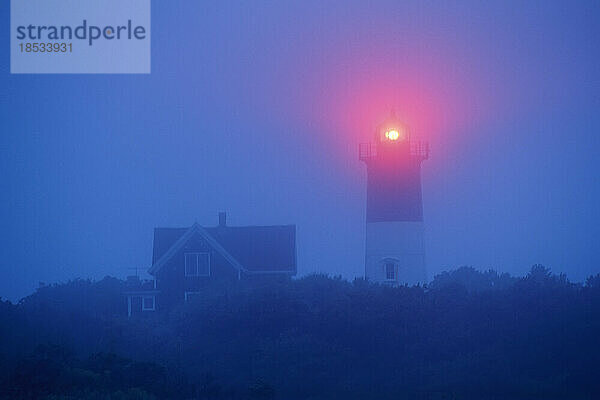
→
(359, 141, 429, 161)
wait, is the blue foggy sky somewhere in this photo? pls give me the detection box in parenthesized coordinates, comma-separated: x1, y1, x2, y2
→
(1, 1, 599, 301)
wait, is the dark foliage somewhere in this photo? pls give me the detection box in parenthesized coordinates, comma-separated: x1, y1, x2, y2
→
(1, 267, 600, 399)
(1, 344, 183, 399)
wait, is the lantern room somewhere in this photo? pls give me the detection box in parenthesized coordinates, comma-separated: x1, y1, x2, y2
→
(359, 111, 429, 163)
(376, 112, 409, 144)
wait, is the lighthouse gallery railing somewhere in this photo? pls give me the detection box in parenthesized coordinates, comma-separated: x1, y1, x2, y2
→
(359, 141, 430, 162)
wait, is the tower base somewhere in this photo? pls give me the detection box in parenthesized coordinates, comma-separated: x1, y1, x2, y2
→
(365, 221, 427, 285)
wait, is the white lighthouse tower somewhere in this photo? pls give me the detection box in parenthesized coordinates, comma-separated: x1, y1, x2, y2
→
(359, 112, 429, 285)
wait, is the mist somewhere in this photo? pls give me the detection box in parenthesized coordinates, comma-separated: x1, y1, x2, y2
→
(2, 1, 599, 301)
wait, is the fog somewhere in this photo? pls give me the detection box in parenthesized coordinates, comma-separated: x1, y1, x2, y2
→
(1, 0, 599, 301)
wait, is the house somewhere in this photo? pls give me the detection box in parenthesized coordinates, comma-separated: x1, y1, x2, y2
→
(125, 212, 296, 316)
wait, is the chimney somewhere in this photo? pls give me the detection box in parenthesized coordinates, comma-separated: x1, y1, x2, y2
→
(218, 211, 227, 227)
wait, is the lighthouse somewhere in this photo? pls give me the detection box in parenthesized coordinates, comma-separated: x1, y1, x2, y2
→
(359, 112, 429, 285)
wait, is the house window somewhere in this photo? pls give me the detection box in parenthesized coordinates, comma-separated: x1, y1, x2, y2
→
(142, 296, 155, 311)
(185, 291, 201, 303)
(185, 252, 210, 277)
(385, 262, 396, 281)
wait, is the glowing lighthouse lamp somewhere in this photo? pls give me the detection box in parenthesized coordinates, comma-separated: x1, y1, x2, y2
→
(383, 126, 407, 141)
(359, 112, 429, 285)
(385, 129, 400, 141)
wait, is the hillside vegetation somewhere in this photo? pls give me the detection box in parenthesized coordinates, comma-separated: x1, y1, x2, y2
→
(1, 265, 599, 399)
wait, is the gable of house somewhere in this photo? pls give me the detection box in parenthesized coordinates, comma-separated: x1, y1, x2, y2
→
(149, 223, 245, 276)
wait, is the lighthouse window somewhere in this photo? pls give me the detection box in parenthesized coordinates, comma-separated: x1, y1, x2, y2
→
(385, 263, 396, 280)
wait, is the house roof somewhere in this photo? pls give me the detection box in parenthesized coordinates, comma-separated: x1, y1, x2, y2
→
(150, 223, 296, 275)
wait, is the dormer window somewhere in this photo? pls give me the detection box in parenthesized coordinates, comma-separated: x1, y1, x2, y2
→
(185, 252, 210, 277)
